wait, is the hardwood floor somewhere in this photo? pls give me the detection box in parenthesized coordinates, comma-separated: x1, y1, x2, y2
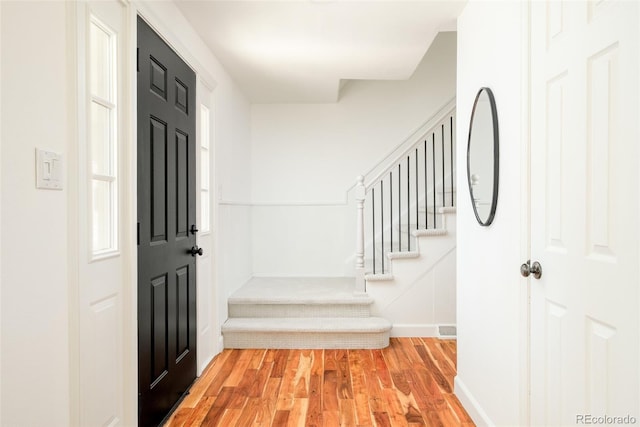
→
(165, 338, 475, 426)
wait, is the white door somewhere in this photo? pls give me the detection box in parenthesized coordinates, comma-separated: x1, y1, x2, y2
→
(530, 1, 639, 425)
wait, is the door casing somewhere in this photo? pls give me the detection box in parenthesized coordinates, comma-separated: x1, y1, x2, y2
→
(86, 4, 221, 425)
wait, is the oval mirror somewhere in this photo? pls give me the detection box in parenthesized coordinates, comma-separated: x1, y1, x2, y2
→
(467, 87, 499, 226)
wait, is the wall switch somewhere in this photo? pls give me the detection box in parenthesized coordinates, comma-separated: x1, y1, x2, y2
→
(36, 148, 63, 190)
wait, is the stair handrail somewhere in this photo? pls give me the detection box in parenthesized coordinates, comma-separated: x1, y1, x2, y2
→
(354, 97, 456, 293)
(361, 97, 455, 191)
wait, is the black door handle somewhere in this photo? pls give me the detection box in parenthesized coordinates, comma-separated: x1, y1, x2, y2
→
(190, 246, 203, 257)
(190, 224, 199, 235)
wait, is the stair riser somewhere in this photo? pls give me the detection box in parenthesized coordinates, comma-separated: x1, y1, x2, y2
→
(365, 213, 456, 282)
(228, 303, 371, 318)
(223, 331, 390, 349)
(387, 236, 454, 278)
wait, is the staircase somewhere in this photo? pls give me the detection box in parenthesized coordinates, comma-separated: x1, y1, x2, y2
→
(353, 101, 457, 336)
(222, 277, 391, 349)
(365, 206, 456, 283)
(222, 99, 456, 349)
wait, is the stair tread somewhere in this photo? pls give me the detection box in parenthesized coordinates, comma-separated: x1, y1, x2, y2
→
(387, 251, 420, 260)
(222, 317, 392, 333)
(364, 273, 394, 282)
(229, 276, 372, 305)
(413, 228, 447, 237)
(418, 206, 457, 213)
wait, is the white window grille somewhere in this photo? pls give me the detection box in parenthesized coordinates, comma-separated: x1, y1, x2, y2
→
(200, 105, 211, 233)
(89, 17, 118, 255)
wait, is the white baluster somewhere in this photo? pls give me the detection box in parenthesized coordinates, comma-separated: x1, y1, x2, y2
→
(355, 175, 366, 295)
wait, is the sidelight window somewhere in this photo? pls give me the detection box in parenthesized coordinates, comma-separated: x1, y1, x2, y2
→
(89, 17, 118, 255)
(200, 105, 211, 233)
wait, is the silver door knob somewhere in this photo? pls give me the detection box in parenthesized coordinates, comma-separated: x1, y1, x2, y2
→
(521, 260, 542, 279)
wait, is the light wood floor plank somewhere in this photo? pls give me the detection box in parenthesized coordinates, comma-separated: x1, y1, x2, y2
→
(272, 409, 289, 427)
(164, 338, 474, 426)
(338, 397, 357, 426)
(306, 352, 324, 427)
(180, 349, 233, 408)
(216, 408, 242, 426)
(182, 396, 216, 427)
(348, 351, 373, 427)
(202, 349, 238, 397)
(381, 387, 410, 427)
(276, 350, 302, 411)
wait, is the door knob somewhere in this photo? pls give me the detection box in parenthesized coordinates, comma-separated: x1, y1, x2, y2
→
(520, 260, 542, 279)
(190, 246, 203, 257)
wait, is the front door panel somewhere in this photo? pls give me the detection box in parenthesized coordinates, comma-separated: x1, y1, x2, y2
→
(137, 16, 197, 427)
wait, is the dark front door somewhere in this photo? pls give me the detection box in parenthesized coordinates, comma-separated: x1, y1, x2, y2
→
(137, 16, 197, 427)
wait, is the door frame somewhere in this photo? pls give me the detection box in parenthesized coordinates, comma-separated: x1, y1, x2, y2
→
(66, 2, 220, 425)
(124, 4, 220, 425)
(0, 4, 3, 424)
(519, 1, 531, 426)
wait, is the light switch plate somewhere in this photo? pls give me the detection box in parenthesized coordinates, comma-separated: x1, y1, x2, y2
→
(36, 148, 63, 190)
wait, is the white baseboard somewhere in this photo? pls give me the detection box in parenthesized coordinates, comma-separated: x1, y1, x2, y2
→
(198, 355, 214, 377)
(390, 323, 458, 338)
(454, 376, 495, 427)
(390, 323, 440, 337)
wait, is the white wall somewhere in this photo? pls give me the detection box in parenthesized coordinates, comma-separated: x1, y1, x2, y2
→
(1, 2, 71, 426)
(137, 0, 254, 355)
(455, 1, 527, 425)
(251, 32, 457, 277)
(0, 1, 254, 425)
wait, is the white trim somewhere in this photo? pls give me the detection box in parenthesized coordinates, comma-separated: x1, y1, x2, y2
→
(122, 5, 138, 426)
(0, 1, 4, 423)
(92, 174, 117, 182)
(221, 199, 348, 207)
(89, 249, 121, 262)
(389, 324, 439, 337)
(67, 2, 81, 426)
(122, 3, 137, 424)
(251, 274, 356, 280)
(133, 3, 217, 92)
(91, 96, 116, 110)
(519, 1, 532, 426)
(198, 355, 214, 378)
(454, 376, 495, 427)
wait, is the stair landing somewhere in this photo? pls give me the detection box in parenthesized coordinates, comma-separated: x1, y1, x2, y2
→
(222, 277, 391, 349)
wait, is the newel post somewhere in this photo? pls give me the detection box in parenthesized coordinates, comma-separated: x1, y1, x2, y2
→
(355, 175, 366, 295)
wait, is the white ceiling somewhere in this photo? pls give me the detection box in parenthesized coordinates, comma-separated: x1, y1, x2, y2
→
(174, 0, 466, 103)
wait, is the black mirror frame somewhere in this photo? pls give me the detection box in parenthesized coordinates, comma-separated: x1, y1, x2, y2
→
(466, 87, 499, 226)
